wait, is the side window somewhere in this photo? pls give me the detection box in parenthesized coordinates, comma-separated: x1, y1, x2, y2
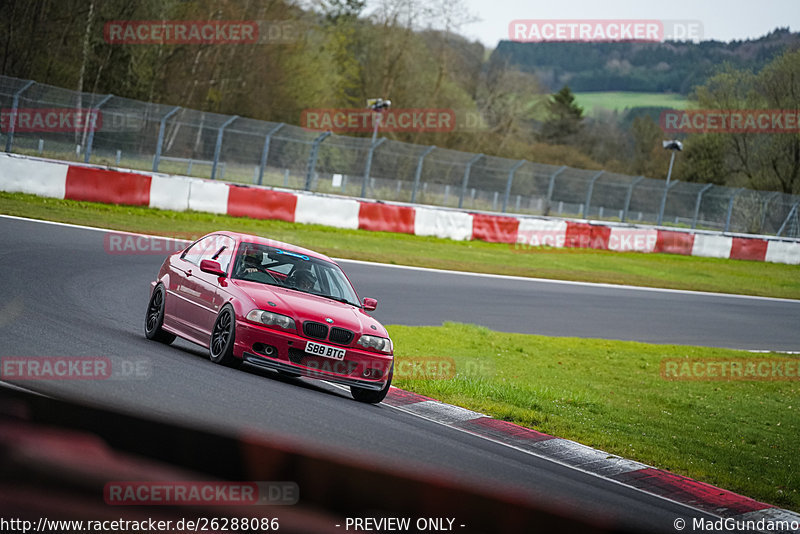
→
(182, 235, 234, 271)
(182, 236, 214, 265)
(209, 236, 235, 273)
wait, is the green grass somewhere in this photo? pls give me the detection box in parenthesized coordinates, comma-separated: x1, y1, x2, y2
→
(388, 322, 800, 511)
(2, 191, 799, 299)
(574, 91, 691, 114)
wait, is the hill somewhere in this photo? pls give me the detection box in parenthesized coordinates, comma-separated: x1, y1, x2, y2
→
(492, 28, 800, 93)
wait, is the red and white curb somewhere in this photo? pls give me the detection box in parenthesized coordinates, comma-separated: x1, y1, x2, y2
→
(2, 152, 799, 265)
(380, 387, 800, 533)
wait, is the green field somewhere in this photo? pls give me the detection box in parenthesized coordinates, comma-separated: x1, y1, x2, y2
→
(390, 323, 799, 511)
(574, 91, 691, 114)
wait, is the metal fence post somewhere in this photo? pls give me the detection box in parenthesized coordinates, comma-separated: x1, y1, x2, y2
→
(83, 94, 113, 163)
(4, 80, 35, 153)
(691, 183, 714, 229)
(411, 145, 436, 203)
(305, 131, 331, 191)
(545, 166, 567, 212)
(776, 201, 799, 237)
(258, 123, 284, 185)
(656, 180, 680, 226)
(759, 192, 781, 234)
(152, 106, 180, 172)
(724, 188, 745, 232)
(621, 176, 644, 222)
(211, 115, 238, 180)
(502, 160, 526, 213)
(458, 153, 483, 209)
(582, 171, 605, 219)
(361, 137, 387, 198)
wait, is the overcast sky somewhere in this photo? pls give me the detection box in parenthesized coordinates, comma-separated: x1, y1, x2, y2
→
(449, 0, 798, 48)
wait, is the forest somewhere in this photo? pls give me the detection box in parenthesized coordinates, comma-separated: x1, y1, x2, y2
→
(2, 0, 799, 194)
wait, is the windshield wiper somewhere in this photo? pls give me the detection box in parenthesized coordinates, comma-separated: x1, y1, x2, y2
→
(283, 286, 357, 306)
(320, 295, 357, 306)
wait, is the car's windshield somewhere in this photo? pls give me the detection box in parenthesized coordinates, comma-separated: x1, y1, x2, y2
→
(231, 242, 360, 306)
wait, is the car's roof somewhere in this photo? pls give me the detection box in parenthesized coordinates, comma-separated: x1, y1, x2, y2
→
(207, 231, 335, 263)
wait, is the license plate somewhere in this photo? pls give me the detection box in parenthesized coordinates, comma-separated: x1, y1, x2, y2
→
(305, 341, 346, 360)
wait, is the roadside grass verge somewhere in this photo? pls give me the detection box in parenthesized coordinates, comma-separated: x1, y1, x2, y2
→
(1, 191, 800, 299)
(388, 322, 800, 512)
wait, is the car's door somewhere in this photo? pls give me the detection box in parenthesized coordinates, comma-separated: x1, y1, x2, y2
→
(167, 235, 224, 340)
(189, 235, 237, 340)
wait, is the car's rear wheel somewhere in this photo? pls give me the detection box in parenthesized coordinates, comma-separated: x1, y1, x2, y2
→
(351, 363, 393, 404)
(144, 284, 176, 344)
(209, 305, 240, 368)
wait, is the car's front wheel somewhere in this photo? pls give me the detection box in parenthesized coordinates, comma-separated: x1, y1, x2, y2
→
(351, 363, 393, 404)
(209, 305, 240, 368)
(144, 284, 176, 345)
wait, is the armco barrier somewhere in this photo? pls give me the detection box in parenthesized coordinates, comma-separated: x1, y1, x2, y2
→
(565, 221, 611, 250)
(295, 194, 360, 229)
(358, 202, 416, 234)
(188, 179, 229, 214)
(65, 166, 151, 205)
(692, 234, 733, 259)
(472, 214, 519, 244)
(0, 156, 68, 197)
(227, 184, 297, 222)
(414, 207, 474, 241)
(608, 228, 658, 253)
(1, 153, 799, 265)
(149, 174, 192, 211)
(655, 230, 695, 255)
(730, 237, 768, 262)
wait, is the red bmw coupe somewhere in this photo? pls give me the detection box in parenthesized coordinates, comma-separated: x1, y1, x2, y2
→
(144, 231, 394, 403)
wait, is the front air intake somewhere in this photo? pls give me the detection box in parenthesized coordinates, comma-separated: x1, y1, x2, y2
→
(303, 321, 328, 340)
(329, 327, 354, 345)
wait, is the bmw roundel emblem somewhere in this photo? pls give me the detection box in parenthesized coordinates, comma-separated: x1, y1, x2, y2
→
(325, 318, 334, 324)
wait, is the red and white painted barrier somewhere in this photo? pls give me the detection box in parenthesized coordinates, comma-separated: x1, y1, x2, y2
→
(1, 152, 799, 265)
(414, 207, 473, 241)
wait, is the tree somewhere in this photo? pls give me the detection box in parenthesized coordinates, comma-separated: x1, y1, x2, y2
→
(688, 50, 800, 194)
(540, 85, 584, 145)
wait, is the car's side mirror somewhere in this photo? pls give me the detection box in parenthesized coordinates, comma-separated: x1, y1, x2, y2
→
(362, 297, 378, 311)
(200, 259, 227, 278)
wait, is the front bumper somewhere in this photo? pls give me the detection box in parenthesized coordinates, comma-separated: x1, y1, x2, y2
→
(236, 321, 392, 391)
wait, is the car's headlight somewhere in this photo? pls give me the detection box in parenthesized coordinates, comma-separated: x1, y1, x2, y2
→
(246, 310, 296, 330)
(357, 334, 393, 354)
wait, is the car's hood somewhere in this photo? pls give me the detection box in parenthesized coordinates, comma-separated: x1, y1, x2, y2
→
(233, 280, 389, 338)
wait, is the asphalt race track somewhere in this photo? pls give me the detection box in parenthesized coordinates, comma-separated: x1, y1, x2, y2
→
(1, 216, 798, 532)
(341, 259, 800, 351)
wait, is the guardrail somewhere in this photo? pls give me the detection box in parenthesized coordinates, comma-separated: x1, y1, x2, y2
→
(1, 74, 798, 238)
